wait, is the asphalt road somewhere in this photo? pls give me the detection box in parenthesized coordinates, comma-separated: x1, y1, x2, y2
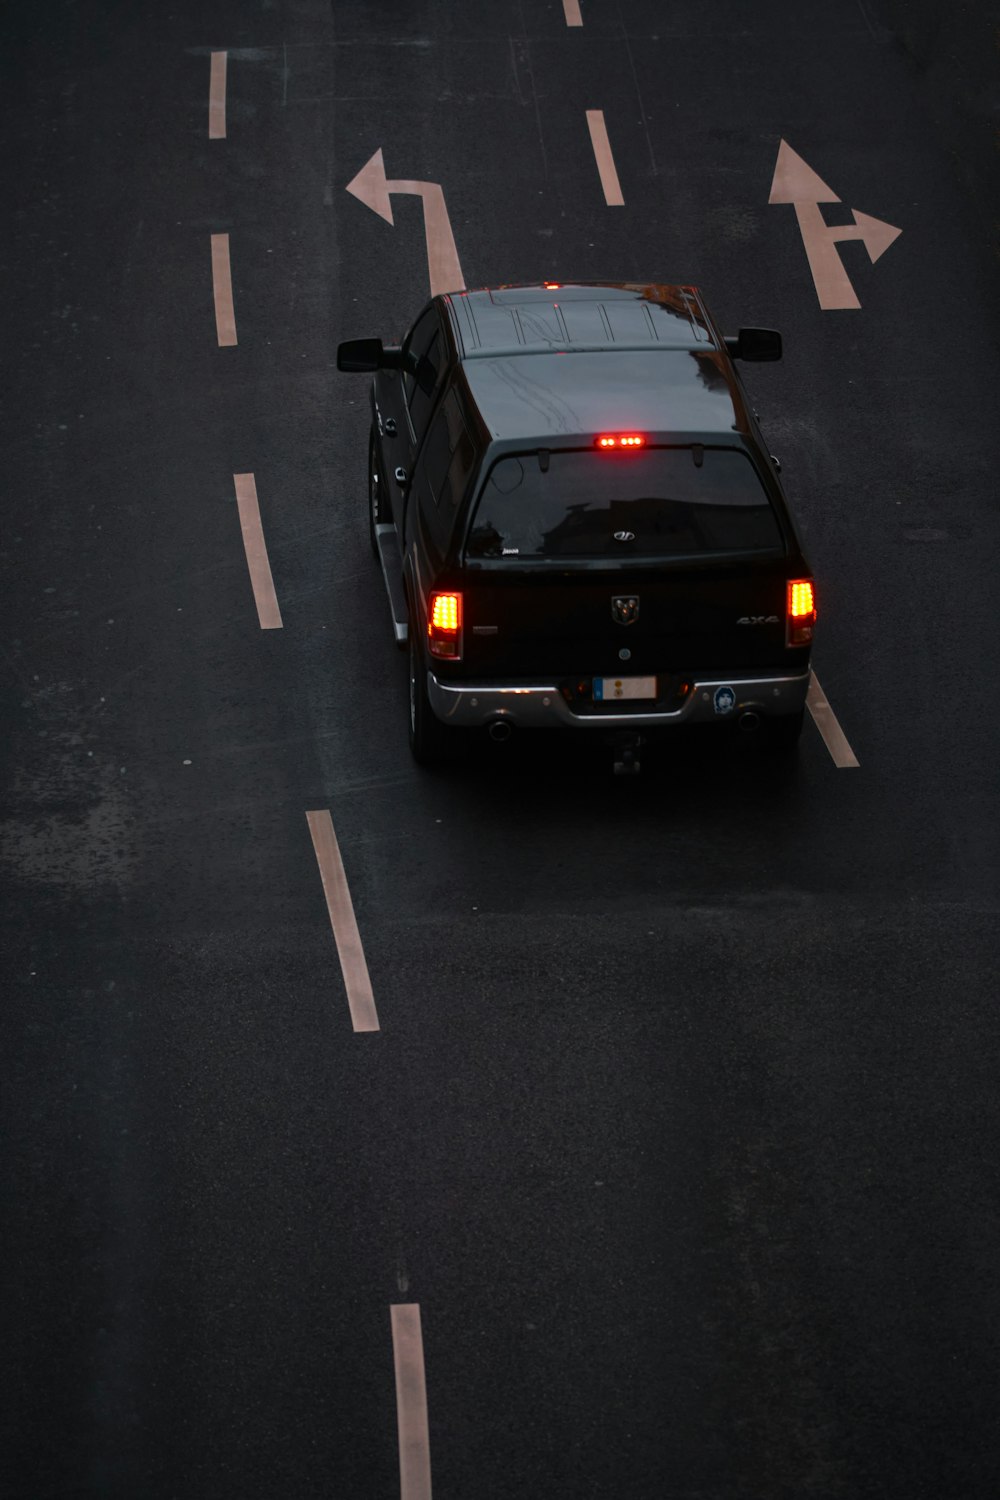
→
(2, 3, 999, 1497)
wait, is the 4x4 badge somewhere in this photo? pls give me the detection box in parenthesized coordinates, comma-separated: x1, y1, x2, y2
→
(612, 595, 639, 626)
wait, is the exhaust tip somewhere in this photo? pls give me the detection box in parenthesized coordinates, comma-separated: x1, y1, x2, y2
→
(488, 718, 513, 743)
(738, 710, 761, 733)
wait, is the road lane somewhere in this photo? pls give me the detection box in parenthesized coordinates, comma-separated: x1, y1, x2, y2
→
(3, 3, 1000, 1499)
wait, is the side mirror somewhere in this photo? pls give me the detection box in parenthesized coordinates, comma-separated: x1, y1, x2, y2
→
(725, 328, 783, 362)
(336, 338, 403, 372)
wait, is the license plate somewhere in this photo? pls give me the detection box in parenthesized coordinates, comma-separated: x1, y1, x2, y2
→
(593, 675, 657, 702)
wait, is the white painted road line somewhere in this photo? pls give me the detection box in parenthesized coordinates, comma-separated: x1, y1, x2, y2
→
(586, 110, 624, 206)
(807, 671, 859, 768)
(232, 473, 283, 630)
(305, 810, 380, 1033)
(563, 0, 583, 24)
(210, 233, 238, 346)
(391, 1304, 432, 1500)
(208, 51, 227, 139)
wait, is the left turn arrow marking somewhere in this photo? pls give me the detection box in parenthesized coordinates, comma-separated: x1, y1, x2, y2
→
(346, 148, 465, 298)
(345, 147, 394, 224)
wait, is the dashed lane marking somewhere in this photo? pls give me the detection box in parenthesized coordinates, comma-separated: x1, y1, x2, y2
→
(208, 51, 227, 139)
(807, 671, 859, 768)
(586, 110, 624, 206)
(391, 1304, 433, 1500)
(305, 810, 380, 1033)
(233, 473, 283, 629)
(563, 0, 583, 23)
(210, 232, 238, 346)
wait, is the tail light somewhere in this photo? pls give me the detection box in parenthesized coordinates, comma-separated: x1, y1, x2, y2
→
(428, 591, 462, 659)
(786, 578, 816, 646)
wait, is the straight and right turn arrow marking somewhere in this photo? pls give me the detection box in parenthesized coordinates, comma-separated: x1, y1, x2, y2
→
(769, 139, 901, 309)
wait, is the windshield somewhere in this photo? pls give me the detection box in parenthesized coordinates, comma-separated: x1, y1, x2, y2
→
(465, 446, 783, 563)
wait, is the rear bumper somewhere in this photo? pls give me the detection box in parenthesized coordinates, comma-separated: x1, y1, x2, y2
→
(427, 669, 810, 729)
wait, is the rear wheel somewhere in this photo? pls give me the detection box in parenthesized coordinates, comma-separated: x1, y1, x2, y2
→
(408, 629, 459, 766)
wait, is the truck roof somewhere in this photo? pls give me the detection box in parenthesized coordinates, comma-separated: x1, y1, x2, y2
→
(445, 284, 749, 445)
(450, 283, 715, 354)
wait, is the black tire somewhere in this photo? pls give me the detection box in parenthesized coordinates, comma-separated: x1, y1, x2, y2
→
(766, 707, 805, 752)
(368, 431, 383, 559)
(408, 628, 457, 766)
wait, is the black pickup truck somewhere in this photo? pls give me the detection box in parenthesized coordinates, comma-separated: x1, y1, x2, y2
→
(337, 283, 815, 768)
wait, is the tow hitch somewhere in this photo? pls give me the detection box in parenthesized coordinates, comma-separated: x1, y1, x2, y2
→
(610, 732, 644, 776)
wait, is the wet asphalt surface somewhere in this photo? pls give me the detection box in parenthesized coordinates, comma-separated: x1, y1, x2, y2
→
(2, 2, 999, 1496)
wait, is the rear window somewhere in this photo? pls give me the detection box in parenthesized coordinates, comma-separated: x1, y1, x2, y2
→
(465, 447, 783, 563)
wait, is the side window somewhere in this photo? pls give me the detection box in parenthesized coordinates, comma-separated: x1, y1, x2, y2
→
(416, 390, 475, 555)
(436, 390, 476, 515)
(444, 431, 476, 518)
(402, 308, 443, 439)
(419, 409, 453, 507)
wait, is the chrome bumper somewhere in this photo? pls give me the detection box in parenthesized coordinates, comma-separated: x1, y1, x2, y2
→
(427, 670, 811, 730)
